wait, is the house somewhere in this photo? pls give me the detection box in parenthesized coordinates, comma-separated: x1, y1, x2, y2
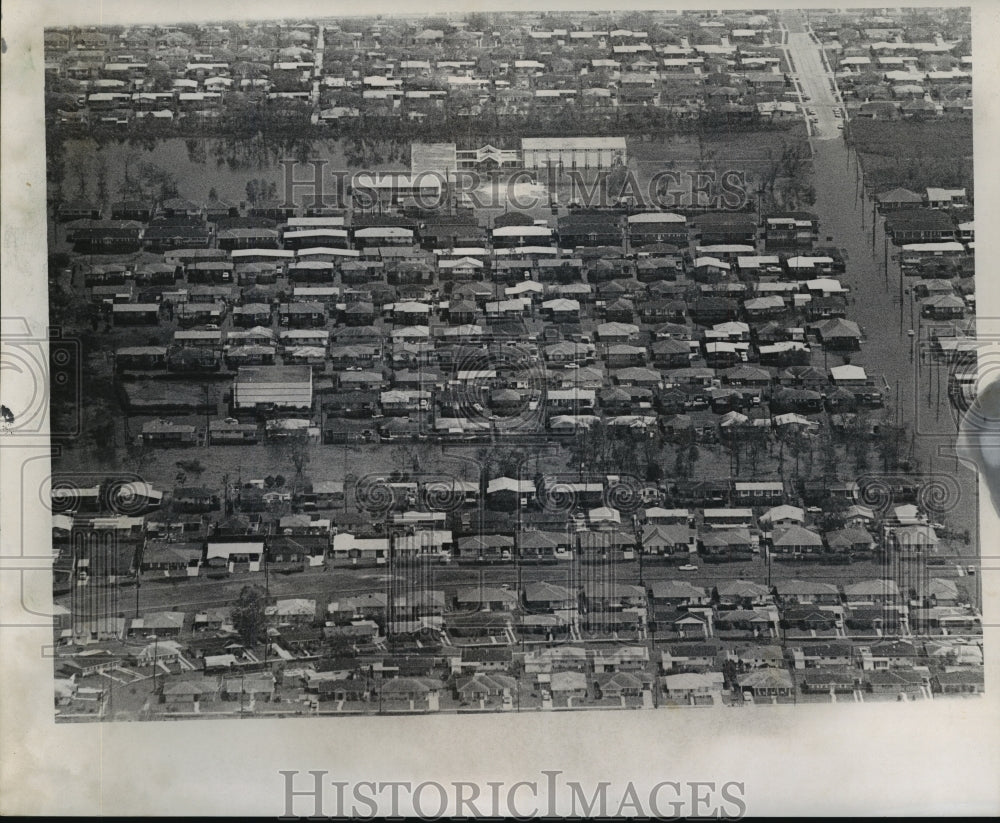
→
(523, 647, 589, 677)
(876, 187, 923, 212)
(457, 535, 514, 562)
(858, 640, 920, 672)
(813, 318, 862, 350)
(887, 524, 939, 556)
(773, 580, 841, 606)
(865, 669, 926, 697)
(328, 592, 388, 623)
(590, 645, 650, 673)
(655, 609, 711, 639)
(758, 505, 805, 529)
(762, 212, 818, 250)
(699, 528, 754, 562)
(141, 419, 199, 447)
(884, 209, 955, 244)
(549, 670, 588, 700)
(595, 321, 640, 344)
(519, 530, 571, 561)
(715, 609, 778, 637)
(162, 679, 219, 704)
(523, 581, 577, 612)
(660, 644, 720, 672)
(843, 579, 901, 606)
(824, 527, 876, 557)
(140, 541, 202, 576)
(789, 643, 854, 669)
(644, 507, 691, 526)
(128, 611, 186, 637)
(932, 669, 984, 695)
(921, 294, 965, 320)
(459, 647, 514, 674)
(802, 668, 858, 694)
(582, 582, 647, 612)
(592, 671, 648, 700)
(641, 524, 696, 558)
(780, 606, 839, 634)
(222, 673, 276, 702)
(233, 365, 312, 413)
(660, 671, 725, 703)
(737, 668, 794, 698)
(58, 201, 102, 221)
(732, 480, 785, 506)
(770, 524, 825, 558)
(379, 676, 443, 704)
(204, 538, 265, 573)
(486, 477, 536, 510)
(925, 187, 967, 209)
(454, 673, 517, 703)
(628, 212, 689, 247)
(649, 580, 710, 611)
(919, 578, 961, 608)
(716, 580, 772, 608)
(558, 213, 622, 247)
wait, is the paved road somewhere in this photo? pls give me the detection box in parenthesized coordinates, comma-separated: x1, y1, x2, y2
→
(781, 12, 844, 141)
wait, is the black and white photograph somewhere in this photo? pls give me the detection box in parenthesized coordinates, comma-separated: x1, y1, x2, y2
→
(1, 0, 998, 817)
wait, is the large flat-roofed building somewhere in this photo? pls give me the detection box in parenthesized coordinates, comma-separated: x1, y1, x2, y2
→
(521, 136, 627, 170)
(233, 365, 313, 412)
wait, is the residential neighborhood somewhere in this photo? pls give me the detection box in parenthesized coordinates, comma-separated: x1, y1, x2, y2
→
(44, 7, 981, 722)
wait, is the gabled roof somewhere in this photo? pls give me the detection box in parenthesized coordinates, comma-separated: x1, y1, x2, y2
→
(772, 524, 823, 547)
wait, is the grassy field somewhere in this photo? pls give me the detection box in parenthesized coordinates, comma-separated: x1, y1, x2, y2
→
(627, 122, 809, 169)
(848, 118, 974, 193)
(58, 125, 811, 216)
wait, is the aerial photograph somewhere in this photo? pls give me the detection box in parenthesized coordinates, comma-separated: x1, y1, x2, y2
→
(42, 6, 982, 721)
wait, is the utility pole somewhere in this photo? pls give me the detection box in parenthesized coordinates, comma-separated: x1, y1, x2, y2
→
(898, 261, 904, 331)
(150, 633, 159, 694)
(883, 234, 889, 289)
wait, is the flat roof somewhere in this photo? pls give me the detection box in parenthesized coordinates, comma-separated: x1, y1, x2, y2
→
(521, 136, 626, 150)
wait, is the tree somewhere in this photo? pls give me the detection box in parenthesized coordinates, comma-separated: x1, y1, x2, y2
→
(231, 585, 268, 646)
(876, 421, 908, 473)
(175, 459, 205, 479)
(137, 161, 180, 204)
(124, 438, 153, 475)
(816, 437, 836, 482)
(673, 446, 690, 479)
(95, 156, 109, 206)
(687, 444, 700, 478)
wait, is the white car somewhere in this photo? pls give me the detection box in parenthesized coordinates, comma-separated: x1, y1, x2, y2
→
(678, 564, 698, 571)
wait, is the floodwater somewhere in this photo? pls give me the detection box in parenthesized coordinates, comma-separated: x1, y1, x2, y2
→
(810, 135, 979, 555)
(60, 136, 402, 208)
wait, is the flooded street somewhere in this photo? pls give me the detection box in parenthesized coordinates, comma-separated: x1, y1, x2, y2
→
(789, 60, 980, 558)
